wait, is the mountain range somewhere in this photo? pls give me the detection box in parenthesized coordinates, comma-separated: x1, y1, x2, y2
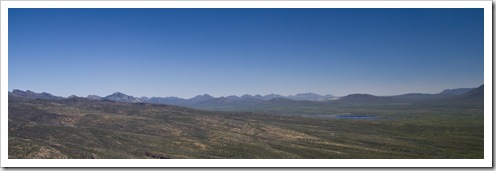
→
(8, 85, 483, 109)
(8, 84, 485, 159)
(8, 89, 64, 100)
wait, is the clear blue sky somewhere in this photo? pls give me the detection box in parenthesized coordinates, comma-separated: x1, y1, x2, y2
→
(9, 8, 484, 98)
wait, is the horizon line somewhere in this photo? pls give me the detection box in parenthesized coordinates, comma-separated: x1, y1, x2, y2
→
(8, 84, 483, 99)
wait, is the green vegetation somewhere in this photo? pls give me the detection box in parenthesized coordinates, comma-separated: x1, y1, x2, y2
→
(8, 96, 483, 159)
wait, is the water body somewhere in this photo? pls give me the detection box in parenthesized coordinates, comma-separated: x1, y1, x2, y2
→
(334, 115, 381, 120)
(301, 114, 381, 120)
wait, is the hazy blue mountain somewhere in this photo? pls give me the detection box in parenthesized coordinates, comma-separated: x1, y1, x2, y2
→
(226, 93, 332, 101)
(10, 89, 64, 100)
(66, 95, 95, 103)
(447, 85, 484, 104)
(8, 85, 482, 109)
(240, 94, 256, 99)
(190, 94, 215, 103)
(225, 95, 242, 100)
(104, 92, 142, 103)
(191, 97, 265, 108)
(390, 86, 478, 102)
(144, 93, 262, 107)
(254, 94, 264, 99)
(389, 93, 450, 102)
(87, 95, 102, 100)
(439, 88, 475, 95)
(336, 94, 397, 104)
(266, 97, 298, 104)
(138, 97, 150, 102)
(287, 93, 335, 101)
(147, 96, 191, 106)
(261, 94, 286, 100)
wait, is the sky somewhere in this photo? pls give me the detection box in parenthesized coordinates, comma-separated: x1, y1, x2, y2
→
(8, 8, 484, 98)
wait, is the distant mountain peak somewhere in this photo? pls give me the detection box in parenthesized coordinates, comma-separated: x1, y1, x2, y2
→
(194, 94, 214, 98)
(110, 92, 127, 96)
(286, 92, 335, 101)
(337, 94, 396, 104)
(104, 92, 141, 103)
(269, 97, 294, 101)
(9, 89, 63, 100)
(441, 84, 484, 104)
(190, 94, 214, 103)
(439, 87, 475, 95)
(241, 94, 252, 98)
(41, 92, 56, 96)
(87, 95, 102, 100)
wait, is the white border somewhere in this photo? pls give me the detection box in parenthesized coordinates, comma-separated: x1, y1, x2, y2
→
(483, 3, 492, 162)
(0, 1, 492, 168)
(0, 1, 492, 8)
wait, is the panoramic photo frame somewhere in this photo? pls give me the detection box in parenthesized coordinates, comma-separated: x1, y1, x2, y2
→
(0, 0, 492, 168)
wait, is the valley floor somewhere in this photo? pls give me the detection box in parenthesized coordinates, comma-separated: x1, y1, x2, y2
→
(8, 96, 484, 159)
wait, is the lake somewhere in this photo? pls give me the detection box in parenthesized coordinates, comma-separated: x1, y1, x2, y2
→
(334, 115, 381, 120)
(301, 114, 381, 120)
